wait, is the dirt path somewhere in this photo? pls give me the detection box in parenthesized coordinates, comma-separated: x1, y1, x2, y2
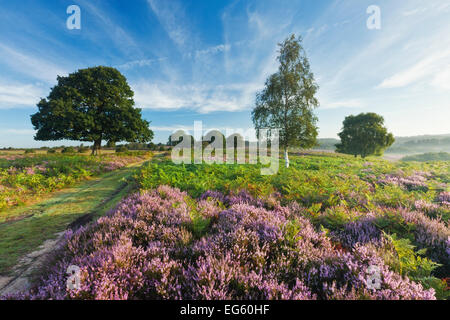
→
(0, 159, 149, 296)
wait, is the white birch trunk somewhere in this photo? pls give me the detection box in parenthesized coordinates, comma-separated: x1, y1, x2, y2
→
(284, 149, 290, 168)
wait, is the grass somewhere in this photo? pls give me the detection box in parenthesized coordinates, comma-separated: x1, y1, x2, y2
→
(0, 152, 150, 212)
(0, 149, 117, 155)
(0, 159, 148, 275)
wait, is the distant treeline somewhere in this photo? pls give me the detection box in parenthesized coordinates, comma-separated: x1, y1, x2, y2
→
(312, 134, 450, 155)
(1, 142, 170, 153)
(311, 138, 340, 151)
(5, 134, 450, 156)
(401, 152, 450, 162)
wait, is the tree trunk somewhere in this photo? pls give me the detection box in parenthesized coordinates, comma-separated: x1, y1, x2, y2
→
(284, 148, 290, 168)
(91, 139, 102, 155)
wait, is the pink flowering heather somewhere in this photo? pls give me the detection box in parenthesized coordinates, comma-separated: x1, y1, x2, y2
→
(438, 191, 450, 206)
(102, 160, 128, 172)
(396, 208, 450, 270)
(7, 167, 17, 174)
(414, 200, 441, 216)
(25, 167, 36, 175)
(331, 216, 381, 248)
(3, 186, 437, 300)
(378, 173, 428, 192)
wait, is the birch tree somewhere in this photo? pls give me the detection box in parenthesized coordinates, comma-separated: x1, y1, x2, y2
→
(252, 34, 319, 168)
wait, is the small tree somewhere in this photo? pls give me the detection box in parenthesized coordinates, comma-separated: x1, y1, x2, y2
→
(116, 145, 128, 153)
(252, 34, 319, 168)
(336, 113, 395, 158)
(61, 146, 76, 154)
(31, 66, 153, 155)
(106, 141, 116, 149)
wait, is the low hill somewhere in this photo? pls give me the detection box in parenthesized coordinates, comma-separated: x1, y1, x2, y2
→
(401, 152, 450, 162)
(313, 134, 450, 156)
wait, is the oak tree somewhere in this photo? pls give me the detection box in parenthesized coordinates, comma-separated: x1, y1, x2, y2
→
(31, 66, 153, 154)
(336, 113, 394, 158)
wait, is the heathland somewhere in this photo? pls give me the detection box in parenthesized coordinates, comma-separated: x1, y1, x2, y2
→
(1, 150, 448, 299)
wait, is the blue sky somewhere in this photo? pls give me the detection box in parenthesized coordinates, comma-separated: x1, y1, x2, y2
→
(0, 0, 449, 147)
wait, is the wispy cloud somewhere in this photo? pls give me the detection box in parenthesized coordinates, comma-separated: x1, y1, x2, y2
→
(431, 65, 450, 90)
(151, 125, 194, 132)
(133, 81, 262, 113)
(77, 0, 141, 56)
(115, 58, 167, 70)
(378, 49, 450, 89)
(195, 44, 231, 59)
(320, 99, 364, 109)
(0, 44, 67, 83)
(0, 82, 44, 108)
(402, 8, 427, 17)
(147, 0, 193, 50)
(0, 129, 36, 135)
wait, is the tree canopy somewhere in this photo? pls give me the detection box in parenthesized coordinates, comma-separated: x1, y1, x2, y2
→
(31, 66, 153, 154)
(252, 34, 319, 167)
(336, 112, 395, 158)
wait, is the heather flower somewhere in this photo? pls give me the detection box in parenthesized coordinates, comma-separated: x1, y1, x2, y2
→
(332, 217, 381, 248)
(414, 200, 441, 216)
(396, 208, 450, 268)
(438, 191, 450, 206)
(25, 167, 36, 175)
(7, 167, 17, 174)
(378, 174, 428, 192)
(200, 190, 225, 203)
(225, 190, 265, 208)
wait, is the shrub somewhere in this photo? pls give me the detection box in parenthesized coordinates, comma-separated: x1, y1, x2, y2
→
(24, 149, 36, 154)
(116, 145, 128, 153)
(61, 147, 76, 154)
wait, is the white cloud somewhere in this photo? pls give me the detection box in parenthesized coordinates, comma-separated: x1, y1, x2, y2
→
(246, 8, 293, 40)
(77, 0, 141, 56)
(321, 99, 364, 109)
(0, 44, 67, 83)
(133, 81, 262, 113)
(0, 82, 45, 108)
(195, 44, 231, 58)
(148, 0, 192, 49)
(402, 8, 427, 16)
(115, 58, 167, 70)
(378, 49, 450, 89)
(151, 125, 194, 132)
(0, 129, 36, 135)
(431, 65, 450, 90)
(313, 24, 329, 38)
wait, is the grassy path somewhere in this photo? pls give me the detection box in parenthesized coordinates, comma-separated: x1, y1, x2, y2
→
(0, 160, 147, 278)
